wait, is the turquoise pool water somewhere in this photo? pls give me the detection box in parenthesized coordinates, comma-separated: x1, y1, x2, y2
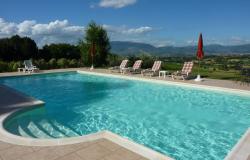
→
(1, 72, 250, 160)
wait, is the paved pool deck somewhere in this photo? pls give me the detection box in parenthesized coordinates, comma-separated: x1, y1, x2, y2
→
(1, 68, 250, 91)
(0, 138, 149, 160)
(0, 68, 250, 160)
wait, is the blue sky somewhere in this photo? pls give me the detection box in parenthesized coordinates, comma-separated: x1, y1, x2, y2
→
(0, 0, 250, 47)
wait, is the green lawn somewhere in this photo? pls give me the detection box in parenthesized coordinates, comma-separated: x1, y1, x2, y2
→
(162, 62, 242, 80)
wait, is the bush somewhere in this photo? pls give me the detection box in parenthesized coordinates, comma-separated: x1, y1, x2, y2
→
(69, 59, 78, 68)
(107, 54, 123, 67)
(0, 61, 9, 72)
(35, 59, 48, 70)
(138, 54, 155, 69)
(11, 61, 22, 71)
(57, 58, 68, 68)
(48, 58, 57, 69)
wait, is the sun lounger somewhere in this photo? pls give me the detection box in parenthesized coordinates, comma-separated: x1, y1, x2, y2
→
(123, 60, 143, 74)
(141, 61, 162, 77)
(172, 61, 193, 80)
(109, 60, 128, 73)
(23, 60, 39, 73)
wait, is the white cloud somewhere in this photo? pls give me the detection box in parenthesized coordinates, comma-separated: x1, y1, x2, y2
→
(98, 0, 137, 8)
(103, 25, 153, 35)
(0, 18, 17, 36)
(0, 18, 156, 47)
(229, 36, 250, 45)
(2, 18, 250, 48)
(0, 18, 85, 47)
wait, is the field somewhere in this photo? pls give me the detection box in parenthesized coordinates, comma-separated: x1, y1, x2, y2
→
(156, 55, 250, 81)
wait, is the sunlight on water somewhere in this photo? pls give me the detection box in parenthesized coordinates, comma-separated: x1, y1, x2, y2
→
(1, 72, 250, 160)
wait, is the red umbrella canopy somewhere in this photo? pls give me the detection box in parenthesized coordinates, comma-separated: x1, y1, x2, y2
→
(197, 33, 204, 60)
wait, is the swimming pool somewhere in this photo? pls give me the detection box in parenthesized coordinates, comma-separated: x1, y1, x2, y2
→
(1, 72, 250, 160)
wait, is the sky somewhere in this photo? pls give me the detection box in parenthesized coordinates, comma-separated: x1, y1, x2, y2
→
(0, 0, 250, 47)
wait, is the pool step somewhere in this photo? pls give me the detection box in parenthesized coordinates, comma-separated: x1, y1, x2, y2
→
(18, 125, 34, 138)
(18, 120, 80, 138)
(27, 121, 54, 138)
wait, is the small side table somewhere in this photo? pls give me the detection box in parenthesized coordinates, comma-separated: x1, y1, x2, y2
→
(18, 68, 25, 72)
(159, 70, 168, 78)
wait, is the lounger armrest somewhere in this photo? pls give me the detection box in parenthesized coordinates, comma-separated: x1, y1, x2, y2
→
(181, 72, 189, 76)
(172, 71, 181, 76)
(109, 66, 120, 70)
(142, 68, 153, 72)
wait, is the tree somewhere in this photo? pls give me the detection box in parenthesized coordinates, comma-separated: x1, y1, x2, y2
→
(79, 21, 111, 67)
(0, 35, 38, 61)
(38, 43, 81, 60)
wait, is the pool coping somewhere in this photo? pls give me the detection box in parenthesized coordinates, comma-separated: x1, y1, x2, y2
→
(224, 128, 250, 160)
(0, 69, 249, 160)
(77, 70, 250, 96)
(0, 84, 45, 109)
(77, 70, 250, 160)
(0, 109, 171, 160)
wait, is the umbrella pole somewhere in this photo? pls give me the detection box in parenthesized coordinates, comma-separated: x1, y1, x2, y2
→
(198, 59, 200, 75)
(90, 55, 94, 70)
(195, 59, 202, 81)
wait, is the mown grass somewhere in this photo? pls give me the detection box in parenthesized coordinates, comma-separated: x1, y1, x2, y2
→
(162, 62, 242, 80)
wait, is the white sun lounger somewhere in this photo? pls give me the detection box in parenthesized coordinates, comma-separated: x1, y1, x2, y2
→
(172, 61, 193, 80)
(109, 59, 129, 73)
(122, 60, 143, 74)
(23, 60, 39, 73)
(141, 61, 162, 77)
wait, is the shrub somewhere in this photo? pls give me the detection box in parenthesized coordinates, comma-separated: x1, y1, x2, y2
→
(48, 58, 57, 69)
(0, 61, 9, 72)
(35, 59, 48, 70)
(11, 61, 22, 71)
(69, 59, 78, 68)
(78, 60, 84, 67)
(8, 61, 16, 72)
(107, 54, 123, 67)
(138, 54, 155, 69)
(57, 58, 68, 68)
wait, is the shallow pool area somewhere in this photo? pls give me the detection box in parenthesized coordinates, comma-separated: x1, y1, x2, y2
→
(1, 72, 250, 160)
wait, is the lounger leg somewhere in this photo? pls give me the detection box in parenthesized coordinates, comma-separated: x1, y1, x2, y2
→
(182, 75, 185, 80)
(171, 75, 174, 80)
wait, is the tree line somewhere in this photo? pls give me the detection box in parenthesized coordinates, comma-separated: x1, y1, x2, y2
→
(0, 35, 81, 61)
(0, 21, 111, 67)
(0, 22, 249, 83)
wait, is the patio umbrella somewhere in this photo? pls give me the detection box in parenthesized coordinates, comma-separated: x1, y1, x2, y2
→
(195, 33, 204, 81)
(89, 42, 96, 70)
(197, 33, 204, 60)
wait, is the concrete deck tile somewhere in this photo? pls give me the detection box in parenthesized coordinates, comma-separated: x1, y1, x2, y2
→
(55, 153, 83, 160)
(0, 142, 13, 151)
(19, 147, 59, 160)
(54, 143, 89, 156)
(76, 143, 112, 160)
(97, 139, 121, 151)
(136, 158, 149, 160)
(104, 148, 145, 160)
(0, 145, 34, 160)
(31, 146, 47, 152)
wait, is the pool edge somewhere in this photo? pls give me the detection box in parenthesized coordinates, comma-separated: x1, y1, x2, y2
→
(0, 110, 172, 160)
(77, 70, 250, 96)
(77, 70, 250, 160)
(0, 69, 249, 160)
(225, 128, 250, 160)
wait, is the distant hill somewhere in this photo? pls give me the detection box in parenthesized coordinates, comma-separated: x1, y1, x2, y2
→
(110, 41, 250, 56)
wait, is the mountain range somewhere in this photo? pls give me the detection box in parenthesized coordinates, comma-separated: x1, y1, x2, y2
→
(110, 41, 250, 56)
